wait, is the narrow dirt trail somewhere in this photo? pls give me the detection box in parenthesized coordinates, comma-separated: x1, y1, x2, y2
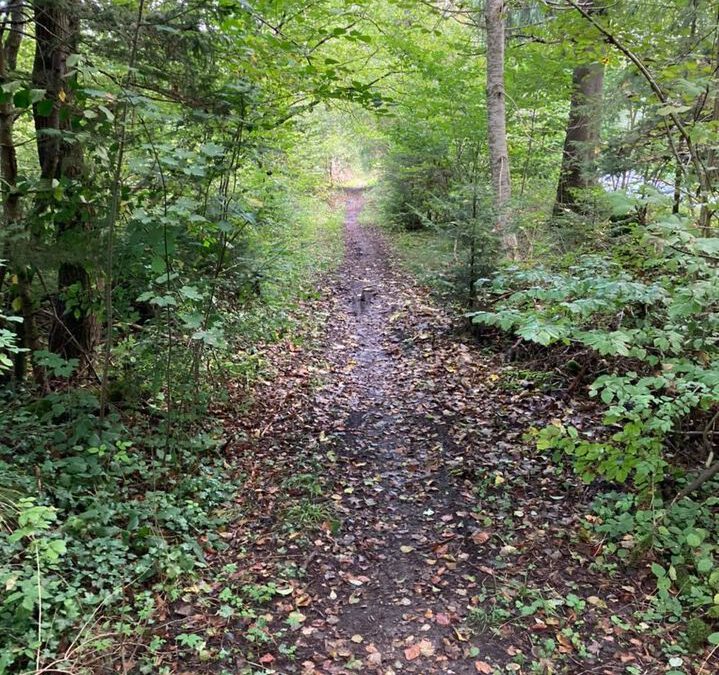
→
(168, 191, 670, 674)
(289, 189, 489, 673)
(266, 191, 641, 674)
(292, 190, 503, 673)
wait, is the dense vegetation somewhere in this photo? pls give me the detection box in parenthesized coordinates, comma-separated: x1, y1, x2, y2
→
(1, 0, 718, 673)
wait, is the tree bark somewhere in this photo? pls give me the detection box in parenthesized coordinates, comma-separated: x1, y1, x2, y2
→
(698, 20, 719, 234)
(32, 0, 95, 360)
(485, 0, 515, 253)
(554, 61, 604, 213)
(0, 3, 46, 386)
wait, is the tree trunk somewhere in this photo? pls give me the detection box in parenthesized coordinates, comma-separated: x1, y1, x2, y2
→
(485, 0, 515, 253)
(0, 4, 46, 386)
(698, 24, 719, 234)
(32, 0, 95, 360)
(554, 61, 604, 213)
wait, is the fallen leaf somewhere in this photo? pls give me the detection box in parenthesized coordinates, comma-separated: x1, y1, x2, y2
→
(471, 530, 491, 545)
(367, 652, 382, 666)
(435, 612, 451, 626)
(475, 661, 493, 673)
(404, 643, 421, 661)
(418, 639, 435, 656)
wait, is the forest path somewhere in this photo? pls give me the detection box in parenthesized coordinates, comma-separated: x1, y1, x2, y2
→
(290, 188, 504, 673)
(175, 190, 664, 674)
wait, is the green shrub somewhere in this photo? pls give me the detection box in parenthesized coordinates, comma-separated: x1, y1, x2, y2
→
(591, 491, 719, 640)
(0, 388, 236, 672)
(472, 215, 719, 491)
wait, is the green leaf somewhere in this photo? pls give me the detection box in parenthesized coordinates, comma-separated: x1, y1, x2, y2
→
(656, 104, 691, 116)
(697, 558, 714, 574)
(694, 238, 719, 255)
(651, 562, 666, 578)
(13, 89, 31, 108)
(98, 105, 115, 122)
(179, 285, 203, 301)
(200, 142, 225, 157)
(36, 99, 54, 116)
(686, 531, 703, 547)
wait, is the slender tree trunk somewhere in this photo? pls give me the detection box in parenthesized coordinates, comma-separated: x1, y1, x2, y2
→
(32, 0, 95, 361)
(485, 0, 514, 253)
(554, 61, 604, 213)
(698, 19, 719, 233)
(0, 4, 46, 386)
(520, 107, 537, 198)
(673, 154, 683, 214)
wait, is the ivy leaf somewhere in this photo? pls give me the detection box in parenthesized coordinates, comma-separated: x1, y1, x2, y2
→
(36, 99, 54, 116)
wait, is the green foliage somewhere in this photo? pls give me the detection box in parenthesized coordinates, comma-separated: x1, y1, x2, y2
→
(0, 0, 717, 670)
(591, 491, 719, 641)
(0, 320, 23, 372)
(33, 351, 78, 378)
(0, 262, 24, 371)
(0, 387, 238, 671)
(474, 217, 719, 491)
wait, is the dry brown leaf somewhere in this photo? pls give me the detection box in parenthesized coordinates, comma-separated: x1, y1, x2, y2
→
(404, 643, 421, 661)
(471, 530, 491, 545)
(418, 639, 435, 656)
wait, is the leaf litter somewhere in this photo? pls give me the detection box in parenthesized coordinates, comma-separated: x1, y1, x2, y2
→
(158, 190, 693, 674)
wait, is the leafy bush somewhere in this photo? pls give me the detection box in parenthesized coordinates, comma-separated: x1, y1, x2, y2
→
(591, 492, 719, 639)
(0, 262, 24, 372)
(0, 386, 235, 672)
(472, 210, 719, 636)
(472, 215, 719, 491)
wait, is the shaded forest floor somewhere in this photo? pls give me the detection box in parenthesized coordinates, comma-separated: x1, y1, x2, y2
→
(158, 191, 705, 675)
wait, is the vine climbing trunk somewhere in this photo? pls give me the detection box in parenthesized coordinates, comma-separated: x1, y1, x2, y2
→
(32, 0, 95, 361)
(485, 0, 515, 254)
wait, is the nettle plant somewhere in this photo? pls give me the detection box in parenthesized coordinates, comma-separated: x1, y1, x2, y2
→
(472, 215, 719, 492)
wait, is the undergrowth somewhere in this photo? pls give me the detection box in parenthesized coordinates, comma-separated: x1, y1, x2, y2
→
(0, 195, 344, 674)
(469, 209, 719, 653)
